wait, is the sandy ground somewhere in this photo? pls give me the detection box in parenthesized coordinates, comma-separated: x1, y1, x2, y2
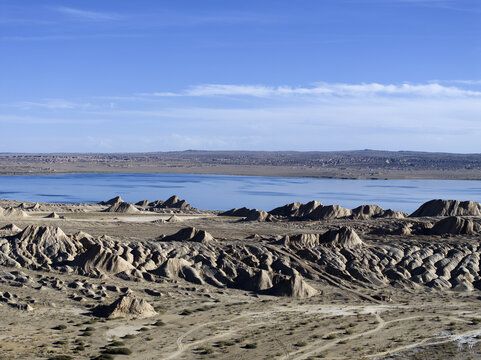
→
(1, 201, 481, 359)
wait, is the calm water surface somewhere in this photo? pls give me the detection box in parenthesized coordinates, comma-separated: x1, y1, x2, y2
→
(0, 173, 480, 213)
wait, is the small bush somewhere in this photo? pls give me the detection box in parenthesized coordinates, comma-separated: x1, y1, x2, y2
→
(92, 355, 114, 360)
(180, 309, 193, 316)
(81, 331, 92, 336)
(139, 327, 149, 332)
(152, 320, 165, 326)
(122, 334, 136, 339)
(294, 341, 307, 347)
(110, 340, 125, 347)
(244, 343, 257, 349)
(215, 340, 235, 347)
(194, 346, 214, 355)
(48, 356, 73, 360)
(53, 325, 67, 330)
(103, 347, 133, 355)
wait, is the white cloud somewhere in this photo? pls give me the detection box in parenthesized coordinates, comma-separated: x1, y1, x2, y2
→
(4, 81, 481, 152)
(141, 82, 481, 99)
(53, 7, 121, 21)
(10, 99, 92, 110)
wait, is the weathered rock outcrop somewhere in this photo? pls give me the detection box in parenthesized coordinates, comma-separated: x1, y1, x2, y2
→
(100, 196, 123, 206)
(269, 201, 405, 221)
(0, 207, 29, 218)
(103, 201, 140, 214)
(430, 217, 480, 235)
(410, 199, 481, 217)
(160, 227, 214, 243)
(94, 293, 156, 318)
(0, 225, 83, 268)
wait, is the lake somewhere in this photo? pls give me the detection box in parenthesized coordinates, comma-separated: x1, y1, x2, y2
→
(0, 173, 480, 213)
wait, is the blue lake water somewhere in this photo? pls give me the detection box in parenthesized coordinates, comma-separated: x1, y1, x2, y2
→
(0, 173, 480, 213)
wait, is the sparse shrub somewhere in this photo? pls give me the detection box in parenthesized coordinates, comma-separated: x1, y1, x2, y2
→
(294, 341, 307, 347)
(53, 324, 67, 330)
(244, 343, 257, 349)
(194, 346, 214, 355)
(48, 356, 73, 360)
(180, 309, 193, 315)
(92, 355, 114, 360)
(110, 340, 125, 346)
(139, 327, 149, 332)
(103, 347, 133, 355)
(122, 334, 136, 339)
(152, 320, 165, 326)
(215, 340, 235, 347)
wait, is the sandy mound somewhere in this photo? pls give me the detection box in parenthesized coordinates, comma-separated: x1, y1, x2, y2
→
(283, 233, 320, 248)
(101, 196, 123, 205)
(149, 195, 193, 210)
(319, 227, 364, 248)
(94, 293, 156, 318)
(163, 195, 191, 209)
(269, 202, 304, 217)
(160, 227, 214, 243)
(268, 273, 317, 298)
(310, 205, 352, 220)
(0, 224, 22, 236)
(269, 201, 401, 221)
(244, 210, 275, 222)
(0, 225, 83, 268)
(164, 215, 183, 223)
(103, 201, 140, 213)
(0, 207, 29, 218)
(45, 212, 62, 219)
(220, 208, 275, 222)
(430, 217, 480, 235)
(381, 209, 408, 219)
(220, 207, 254, 217)
(351, 205, 384, 219)
(410, 199, 481, 217)
(70, 244, 135, 276)
(154, 258, 204, 284)
(284, 227, 363, 249)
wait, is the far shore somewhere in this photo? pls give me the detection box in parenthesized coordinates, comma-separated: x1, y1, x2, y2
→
(1, 150, 481, 180)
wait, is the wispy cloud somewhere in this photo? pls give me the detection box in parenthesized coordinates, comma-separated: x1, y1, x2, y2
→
(349, 0, 481, 13)
(9, 99, 92, 110)
(139, 82, 481, 99)
(435, 79, 481, 85)
(52, 7, 122, 21)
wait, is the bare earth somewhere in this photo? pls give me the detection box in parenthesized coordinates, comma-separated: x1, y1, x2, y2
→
(2, 197, 481, 359)
(2, 150, 481, 179)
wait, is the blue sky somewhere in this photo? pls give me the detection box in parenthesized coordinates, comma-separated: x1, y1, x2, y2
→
(0, 0, 480, 153)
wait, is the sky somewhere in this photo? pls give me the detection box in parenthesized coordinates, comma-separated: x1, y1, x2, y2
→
(0, 0, 480, 153)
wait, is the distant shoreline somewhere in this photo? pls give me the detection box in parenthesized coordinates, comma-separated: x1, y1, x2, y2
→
(1, 150, 481, 180)
(0, 168, 480, 181)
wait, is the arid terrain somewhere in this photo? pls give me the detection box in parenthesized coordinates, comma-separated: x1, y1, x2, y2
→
(2, 150, 481, 179)
(2, 196, 481, 359)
